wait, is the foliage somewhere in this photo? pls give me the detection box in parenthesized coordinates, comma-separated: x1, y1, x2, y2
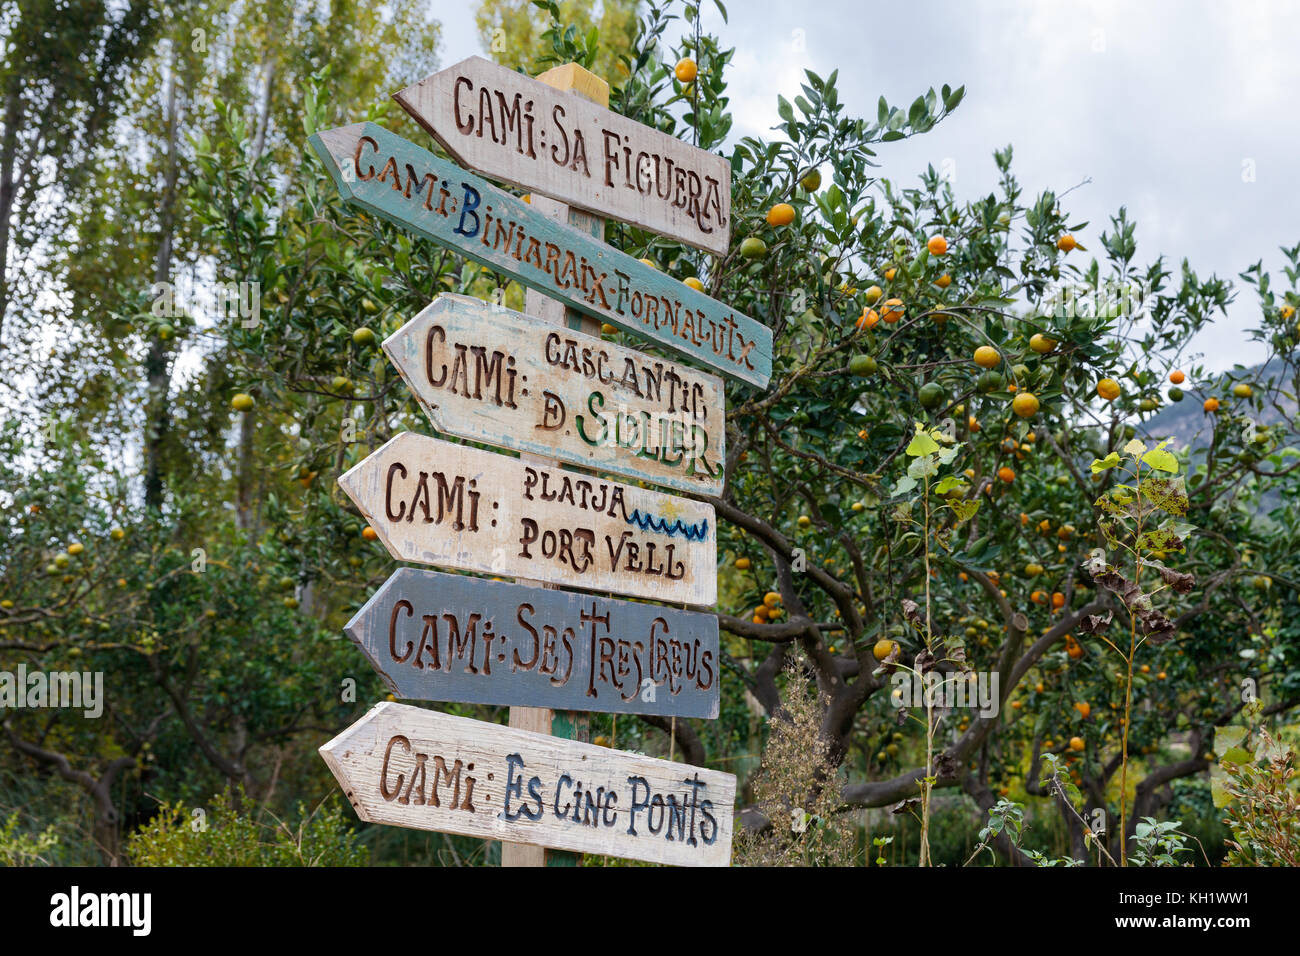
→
(3, 0, 1300, 868)
(127, 789, 368, 866)
(735, 659, 858, 866)
(1218, 719, 1300, 866)
(0, 810, 60, 866)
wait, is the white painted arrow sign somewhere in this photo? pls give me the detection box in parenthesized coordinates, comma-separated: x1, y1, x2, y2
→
(385, 294, 726, 496)
(321, 702, 736, 866)
(394, 56, 732, 256)
(339, 432, 717, 607)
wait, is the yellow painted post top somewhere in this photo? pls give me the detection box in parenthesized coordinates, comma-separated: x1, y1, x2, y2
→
(535, 61, 609, 107)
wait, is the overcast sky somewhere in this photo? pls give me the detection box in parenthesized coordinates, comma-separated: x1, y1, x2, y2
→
(442, 0, 1299, 372)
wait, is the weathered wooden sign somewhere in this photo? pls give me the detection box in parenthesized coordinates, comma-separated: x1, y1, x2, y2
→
(385, 293, 726, 496)
(321, 701, 736, 866)
(339, 431, 717, 607)
(393, 55, 733, 257)
(307, 122, 772, 389)
(346, 567, 720, 717)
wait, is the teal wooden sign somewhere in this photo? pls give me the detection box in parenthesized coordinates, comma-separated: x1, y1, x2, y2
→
(347, 567, 720, 718)
(308, 123, 772, 389)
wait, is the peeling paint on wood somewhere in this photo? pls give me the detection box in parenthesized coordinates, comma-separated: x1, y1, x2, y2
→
(346, 567, 720, 718)
(321, 701, 735, 866)
(307, 122, 771, 388)
(339, 431, 717, 607)
(385, 293, 726, 496)
(393, 56, 732, 257)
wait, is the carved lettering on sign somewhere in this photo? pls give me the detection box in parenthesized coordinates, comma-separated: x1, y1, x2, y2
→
(321, 702, 736, 866)
(386, 295, 726, 495)
(339, 432, 717, 607)
(348, 568, 720, 717)
(394, 56, 732, 256)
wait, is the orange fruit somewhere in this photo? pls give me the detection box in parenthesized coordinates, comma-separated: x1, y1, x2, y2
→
(1012, 392, 1040, 418)
(973, 345, 1001, 369)
(674, 58, 697, 83)
(1029, 333, 1056, 354)
(1051, 591, 1065, 610)
(362, 526, 378, 541)
(1097, 378, 1121, 401)
(1203, 397, 1220, 412)
(766, 202, 796, 227)
(683, 276, 705, 291)
(935, 273, 952, 288)
(735, 557, 751, 570)
(754, 604, 770, 620)
(231, 393, 255, 412)
(881, 298, 904, 322)
(1169, 370, 1185, 385)
(927, 235, 948, 256)
(968, 415, 981, 433)
(873, 638, 897, 661)
(1281, 304, 1296, 320)
(1074, 701, 1091, 719)
(1010, 700, 1023, 710)
(997, 466, 1015, 483)
(1057, 234, 1077, 252)
(1069, 736, 1085, 752)
(763, 591, 781, 608)
(884, 267, 897, 281)
(857, 308, 880, 330)
(864, 285, 883, 304)
(1031, 590, 1046, 604)
(1232, 383, 1253, 398)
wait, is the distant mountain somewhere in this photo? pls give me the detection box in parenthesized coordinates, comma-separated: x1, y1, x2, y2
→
(1141, 357, 1296, 452)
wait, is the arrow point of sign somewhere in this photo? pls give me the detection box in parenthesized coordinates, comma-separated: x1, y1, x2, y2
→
(308, 123, 369, 200)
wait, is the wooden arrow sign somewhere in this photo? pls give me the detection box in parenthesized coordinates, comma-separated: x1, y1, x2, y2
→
(307, 122, 771, 389)
(385, 293, 726, 496)
(393, 56, 733, 257)
(346, 567, 720, 718)
(339, 432, 717, 607)
(321, 702, 735, 866)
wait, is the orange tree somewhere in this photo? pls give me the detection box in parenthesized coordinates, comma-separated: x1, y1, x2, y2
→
(10, 0, 1299, 867)
(212, 0, 1298, 863)
(596, 2, 1300, 863)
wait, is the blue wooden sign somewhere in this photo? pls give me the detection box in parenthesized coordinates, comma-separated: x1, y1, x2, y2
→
(346, 567, 720, 718)
(308, 122, 772, 389)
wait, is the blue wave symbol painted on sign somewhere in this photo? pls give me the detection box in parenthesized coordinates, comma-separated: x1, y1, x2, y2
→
(624, 509, 710, 541)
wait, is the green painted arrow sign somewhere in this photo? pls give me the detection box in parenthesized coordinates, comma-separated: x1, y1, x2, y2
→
(308, 123, 771, 389)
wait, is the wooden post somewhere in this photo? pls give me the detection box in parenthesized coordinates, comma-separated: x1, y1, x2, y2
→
(501, 61, 610, 869)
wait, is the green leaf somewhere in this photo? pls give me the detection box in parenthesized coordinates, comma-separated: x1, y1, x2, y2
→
(905, 428, 940, 458)
(1213, 725, 1247, 757)
(1141, 447, 1179, 473)
(1091, 452, 1121, 473)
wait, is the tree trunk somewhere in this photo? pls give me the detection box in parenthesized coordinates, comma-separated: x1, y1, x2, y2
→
(0, 78, 24, 350)
(144, 52, 180, 511)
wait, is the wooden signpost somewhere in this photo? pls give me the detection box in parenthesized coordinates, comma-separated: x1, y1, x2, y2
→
(338, 431, 718, 608)
(392, 55, 733, 257)
(316, 60, 739, 867)
(384, 293, 726, 496)
(307, 121, 772, 388)
(345, 567, 720, 717)
(320, 702, 736, 867)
